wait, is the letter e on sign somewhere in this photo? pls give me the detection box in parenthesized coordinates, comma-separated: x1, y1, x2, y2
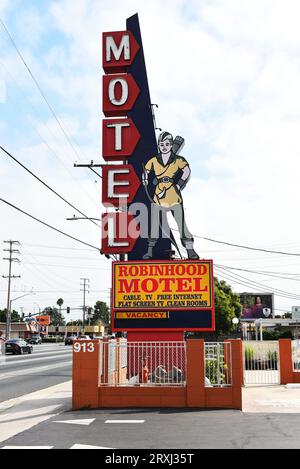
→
(101, 164, 141, 206)
(103, 31, 140, 73)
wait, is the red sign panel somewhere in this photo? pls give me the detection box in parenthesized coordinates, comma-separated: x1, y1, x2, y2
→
(102, 74, 140, 117)
(102, 31, 140, 73)
(101, 212, 139, 254)
(36, 316, 51, 326)
(102, 164, 141, 207)
(102, 118, 140, 161)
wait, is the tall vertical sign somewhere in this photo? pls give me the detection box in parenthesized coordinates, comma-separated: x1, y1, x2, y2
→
(102, 14, 215, 339)
(101, 14, 171, 260)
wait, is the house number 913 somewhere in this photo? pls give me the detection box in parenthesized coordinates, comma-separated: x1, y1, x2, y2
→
(74, 342, 95, 353)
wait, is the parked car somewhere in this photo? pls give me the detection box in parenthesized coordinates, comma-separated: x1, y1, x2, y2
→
(77, 335, 91, 340)
(5, 339, 33, 355)
(27, 336, 42, 345)
(65, 335, 77, 346)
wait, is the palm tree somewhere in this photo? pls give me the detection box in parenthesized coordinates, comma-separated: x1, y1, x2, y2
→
(56, 298, 64, 315)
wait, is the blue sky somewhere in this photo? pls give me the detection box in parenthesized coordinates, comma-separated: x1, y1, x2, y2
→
(1, 0, 300, 319)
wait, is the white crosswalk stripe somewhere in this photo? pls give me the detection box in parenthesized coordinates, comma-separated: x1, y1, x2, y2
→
(70, 444, 114, 449)
(53, 419, 95, 426)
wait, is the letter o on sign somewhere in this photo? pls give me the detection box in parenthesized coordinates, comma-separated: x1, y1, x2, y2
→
(109, 78, 129, 106)
(141, 278, 158, 293)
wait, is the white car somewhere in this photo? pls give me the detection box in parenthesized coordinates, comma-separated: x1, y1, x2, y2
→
(77, 335, 91, 340)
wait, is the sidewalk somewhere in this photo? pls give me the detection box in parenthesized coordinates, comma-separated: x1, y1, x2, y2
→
(243, 385, 300, 413)
(0, 380, 72, 443)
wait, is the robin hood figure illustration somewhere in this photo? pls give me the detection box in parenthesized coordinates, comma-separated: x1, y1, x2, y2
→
(142, 131, 199, 260)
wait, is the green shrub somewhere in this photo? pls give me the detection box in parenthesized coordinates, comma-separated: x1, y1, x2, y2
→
(42, 336, 64, 343)
(205, 356, 228, 386)
(244, 346, 255, 361)
(267, 350, 278, 362)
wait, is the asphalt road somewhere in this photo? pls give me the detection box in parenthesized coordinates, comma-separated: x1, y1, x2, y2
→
(2, 407, 300, 449)
(0, 343, 72, 403)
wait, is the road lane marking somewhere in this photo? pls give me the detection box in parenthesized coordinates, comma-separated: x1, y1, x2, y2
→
(0, 360, 72, 381)
(53, 419, 95, 426)
(2, 446, 54, 449)
(5, 349, 72, 359)
(3, 353, 72, 367)
(71, 444, 114, 449)
(105, 420, 145, 424)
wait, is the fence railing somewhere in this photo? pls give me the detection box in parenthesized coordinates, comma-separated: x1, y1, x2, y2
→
(100, 340, 186, 387)
(243, 340, 279, 384)
(292, 340, 300, 372)
(205, 342, 232, 387)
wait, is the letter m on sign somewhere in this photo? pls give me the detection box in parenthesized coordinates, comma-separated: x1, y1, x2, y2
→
(103, 31, 140, 73)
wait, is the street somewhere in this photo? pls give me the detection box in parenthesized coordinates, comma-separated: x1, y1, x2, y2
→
(0, 343, 72, 403)
(2, 404, 300, 449)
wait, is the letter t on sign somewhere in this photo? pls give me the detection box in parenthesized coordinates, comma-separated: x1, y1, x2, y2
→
(102, 118, 140, 161)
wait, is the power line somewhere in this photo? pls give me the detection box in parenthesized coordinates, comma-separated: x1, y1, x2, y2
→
(173, 225, 300, 257)
(0, 18, 91, 167)
(215, 266, 300, 301)
(216, 265, 300, 297)
(22, 243, 95, 251)
(0, 197, 103, 253)
(216, 263, 300, 283)
(196, 234, 300, 257)
(21, 245, 77, 289)
(0, 146, 101, 229)
(0, 55, 100, 206)
(22, 262, 110, 270)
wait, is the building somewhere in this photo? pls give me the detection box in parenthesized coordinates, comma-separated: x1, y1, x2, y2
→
(48, 322, 107, 338)
(0, 322, 39, 340)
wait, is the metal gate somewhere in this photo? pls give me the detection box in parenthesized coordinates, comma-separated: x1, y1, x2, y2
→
(243, 341, 280, 385)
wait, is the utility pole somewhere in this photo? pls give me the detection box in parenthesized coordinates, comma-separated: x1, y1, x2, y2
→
(2, 241, 21, 340)
(80, 278, 90, 333)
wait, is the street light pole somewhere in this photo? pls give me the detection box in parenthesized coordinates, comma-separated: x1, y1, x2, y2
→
(10, 292, 36, 314)
(80, 278, 90, 334)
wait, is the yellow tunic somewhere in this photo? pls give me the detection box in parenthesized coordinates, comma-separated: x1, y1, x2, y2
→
(145, 153, 188, 208)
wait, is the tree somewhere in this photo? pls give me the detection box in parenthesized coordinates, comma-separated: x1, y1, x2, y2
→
(214, 278, 242, 335)
(43, 306, 65, 326)
(92, 301, 110, 326)
(283, 312, 292, 319)
(0, 309, 22, 323)
(66, 320, 83, 326)
(56, 298, 64, 313)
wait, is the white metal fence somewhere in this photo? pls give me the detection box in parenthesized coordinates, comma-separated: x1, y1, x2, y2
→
(205, 342, 232, 387)
(243, 341, 279, 385)
(292, 340, 300, 372)
(100, 341, 186, 387)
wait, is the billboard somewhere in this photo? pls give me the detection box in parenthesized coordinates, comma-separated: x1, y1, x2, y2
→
(239, 293, 274, 320)
(292, 306, 300, 321)
(112, 260, 215, 332)
(36, 315, 51, 335)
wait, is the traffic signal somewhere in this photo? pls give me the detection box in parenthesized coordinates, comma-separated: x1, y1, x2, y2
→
(66, 307, 70, 314)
